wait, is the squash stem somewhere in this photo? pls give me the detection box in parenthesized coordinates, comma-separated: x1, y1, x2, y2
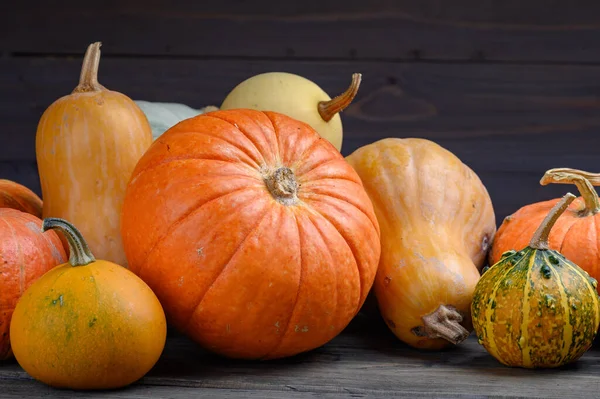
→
(529, 193, 576, 250)
(317, 73, 362, 122)
(42, 218, 95, 266)
(73, 42, 106, 93)
(540, 168, 600, 216)
(419, 305, 470, 345)
(264, 167, 299, 206)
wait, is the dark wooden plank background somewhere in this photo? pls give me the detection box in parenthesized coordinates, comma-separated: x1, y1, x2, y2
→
(3, 1, 600, 225)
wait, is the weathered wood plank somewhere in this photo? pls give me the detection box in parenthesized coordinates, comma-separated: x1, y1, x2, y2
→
(3, 1, 600, 62)
(1, 384, 462, 399)
(2, 57, 600, 222)
(2, 315, 600, 398)
(4, 56, 600, 161)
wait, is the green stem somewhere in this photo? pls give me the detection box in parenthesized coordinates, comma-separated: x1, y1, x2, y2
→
(42, 218, 95, 266)
(529, 193, 576, 250)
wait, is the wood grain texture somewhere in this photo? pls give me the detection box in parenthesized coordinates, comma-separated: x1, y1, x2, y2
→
(2, 314, 600, 398)
(3, 1, 600, 62)
(2, 56, 599, 223)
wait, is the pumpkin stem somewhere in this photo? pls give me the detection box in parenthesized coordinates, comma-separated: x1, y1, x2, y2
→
(529, 193, 576, 250)
(417, 305, 470, 345)
(42, 218, 95, 266)
(540, 168, 600, 216)
(73, 42, 107, 93)
(264, 167, 299, 206)
(317, 73, 362, 122)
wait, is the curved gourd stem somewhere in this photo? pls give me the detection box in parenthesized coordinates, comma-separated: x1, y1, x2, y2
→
(541, 168, 600, 216)
(543, 168, 600, 185)
(318, 73, 362, 122)
(72, 42, 107, 93)
(42, 218, 95, 266)
(418, 305, 470, 345)
(529, 193, 576, 250)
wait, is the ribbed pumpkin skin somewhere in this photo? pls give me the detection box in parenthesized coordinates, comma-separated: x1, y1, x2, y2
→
(36, 89, 152, 267)
(472, 248, 600, 368)
(121, 109, 381, 360)
(0, 209, 66, 360)
(490, 197, 600, 284)
(0, 180, 43, 219)
(345, 138, 496, 349)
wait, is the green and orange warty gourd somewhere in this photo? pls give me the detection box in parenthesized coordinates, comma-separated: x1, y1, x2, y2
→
(0, 209, 66, 360)
(121, 109, 381, 360)
(491, 168, 600, 285)
(346, 138, 496, 349)
(0, 180, 43, 219)
(35, 42, 153, 267)
(10, 218, 167, 389)
(473, 193, 600, 368)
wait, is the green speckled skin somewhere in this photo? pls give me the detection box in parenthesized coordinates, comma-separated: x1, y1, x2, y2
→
(472, 248, 600, 368)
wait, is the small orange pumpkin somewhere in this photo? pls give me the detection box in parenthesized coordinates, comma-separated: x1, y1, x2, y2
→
(490, 168, 600, 283)
(121, 109, 381, 360)
(0, 209, 66, 360)
(0, 180, 43, 218)
(10, 218, 166, 389)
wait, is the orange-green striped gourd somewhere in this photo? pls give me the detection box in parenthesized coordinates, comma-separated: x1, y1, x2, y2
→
(472, 192, 600, 368)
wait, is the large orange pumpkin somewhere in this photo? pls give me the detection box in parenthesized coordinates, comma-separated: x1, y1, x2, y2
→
(0, 209, 66, 360)
(0, 180, 43, 219)
(121, 109, 381, 359)
(490, 168, 600, 284)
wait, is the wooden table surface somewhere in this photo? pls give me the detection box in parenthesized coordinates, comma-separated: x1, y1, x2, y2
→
(2, 312, 599, 398)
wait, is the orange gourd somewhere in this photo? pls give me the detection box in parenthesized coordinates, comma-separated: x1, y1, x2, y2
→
(0, 209, 66, 360)
(0, 180, 43, 218)
(35, 42, 153, 267)
(490, 168, 600, 284)
(10, 218, 166, 389)
(121, 109, 381, 359)
(346, 138, 496, 349)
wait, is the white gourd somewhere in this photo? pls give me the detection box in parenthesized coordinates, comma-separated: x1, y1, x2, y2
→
(135, 101, 218, 140)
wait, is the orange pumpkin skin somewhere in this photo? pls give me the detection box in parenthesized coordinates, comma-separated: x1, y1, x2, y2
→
(121, 109, 381, 360)
(35, 42, 152, 267)
(0, 180, 43, 219)
(0, 209, 66, 360)
(346, 138, 496, 349)
(9, 218, 167, 390)
(491, 197, 600, 278)
(490, 169, 600, 283)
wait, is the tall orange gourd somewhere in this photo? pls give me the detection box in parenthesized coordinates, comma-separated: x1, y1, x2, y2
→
(35, 42, 153, 267)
